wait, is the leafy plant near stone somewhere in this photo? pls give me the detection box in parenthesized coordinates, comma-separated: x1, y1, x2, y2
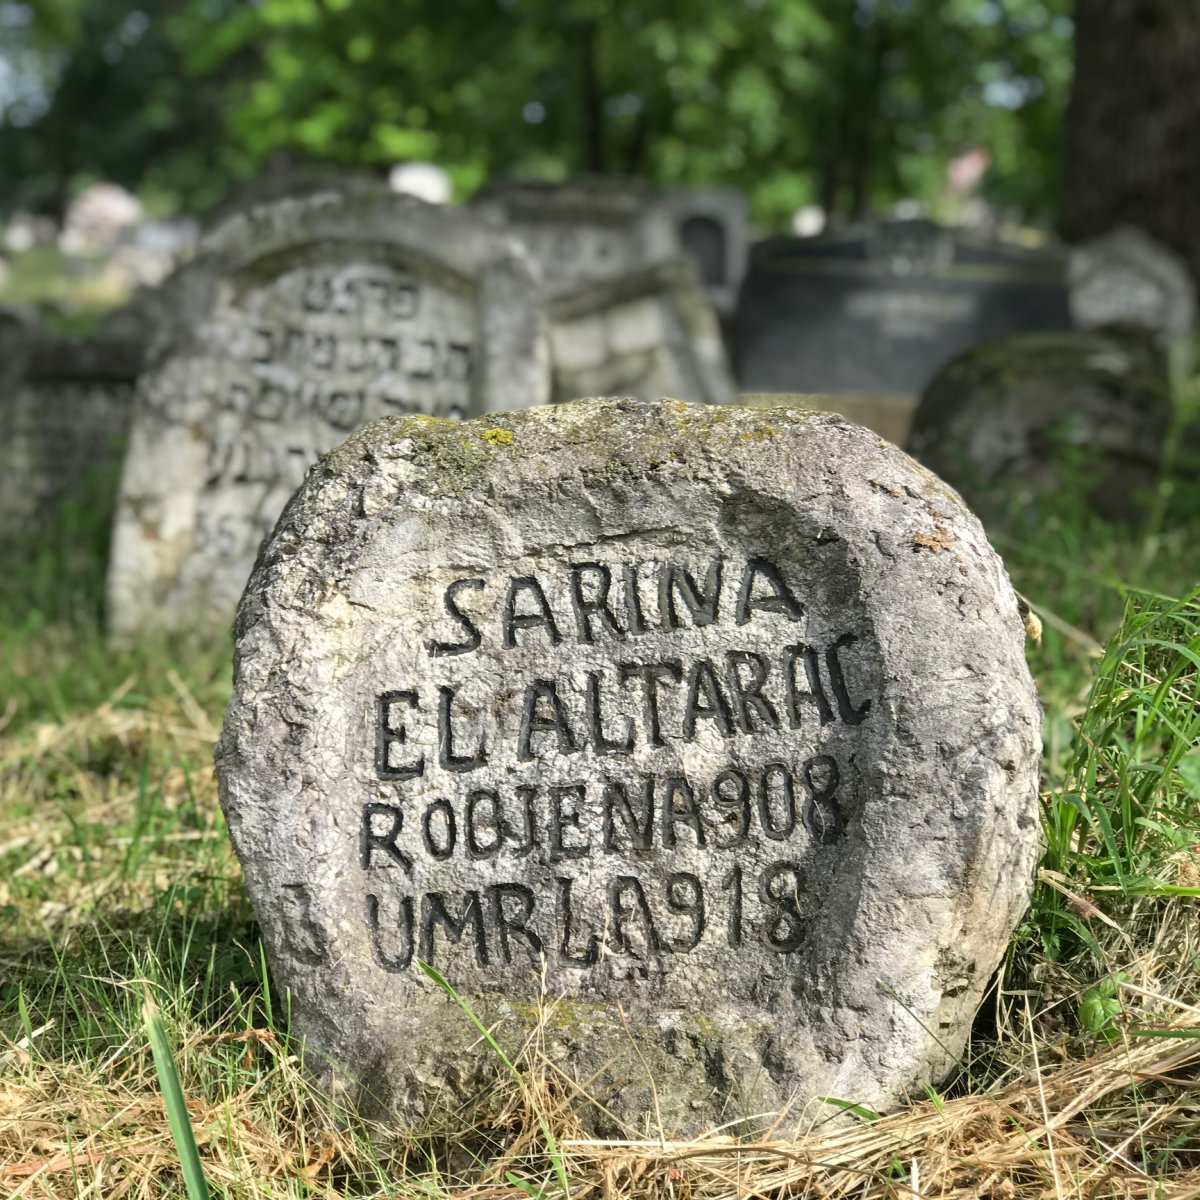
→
(0, 422, 1198, 1195)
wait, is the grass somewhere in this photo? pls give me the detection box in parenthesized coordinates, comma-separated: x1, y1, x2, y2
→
(0, 246, 130, 334)
(1, 422, 1199, 1196)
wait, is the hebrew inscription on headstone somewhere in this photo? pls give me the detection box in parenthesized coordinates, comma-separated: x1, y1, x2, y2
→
(217, 397, 1041, 1136)
(107, 189, 549, 637)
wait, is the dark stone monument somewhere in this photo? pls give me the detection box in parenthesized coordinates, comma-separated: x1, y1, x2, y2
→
(734, 219, 1073, 395)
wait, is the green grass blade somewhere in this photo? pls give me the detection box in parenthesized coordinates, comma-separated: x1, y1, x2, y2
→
(818, 1095, 883, 1122)
(144, 996, 211, 1200)
(418, 960, 571, 1200)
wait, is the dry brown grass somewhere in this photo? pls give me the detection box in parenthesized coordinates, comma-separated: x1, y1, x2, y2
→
(1, 980, 1198, 1199)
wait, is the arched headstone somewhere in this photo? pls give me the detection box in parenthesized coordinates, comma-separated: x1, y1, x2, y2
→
(107, 189, 549, 638)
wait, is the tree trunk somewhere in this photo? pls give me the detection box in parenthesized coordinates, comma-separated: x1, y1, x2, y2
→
(1060, 0, 1200, 283)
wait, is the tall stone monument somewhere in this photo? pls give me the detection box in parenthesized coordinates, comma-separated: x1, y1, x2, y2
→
(107, 189, 549, 638)
(735, 219, 1073, 397)
(217, 397, 1041, 1136)
(666, 188, 750, 317)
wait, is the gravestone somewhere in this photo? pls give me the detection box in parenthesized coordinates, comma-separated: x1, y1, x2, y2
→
(735, 219, 1072, 396)
(216, 397, 1041, 1137)
(1068, 227, 1196, 348)
(206, 166, 381, 230)
(0, 334, 140, 540)
(665, 189, 750, 317)
(908, 326, 1170, 522)
(472, 178, 678, 297)
(548, 259, 735, 405)
(107, 189, 549, 639)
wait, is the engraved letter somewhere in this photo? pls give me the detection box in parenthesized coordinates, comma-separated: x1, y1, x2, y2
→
(517, 679, 580, 762)
(488, 884, 544, 963)
(681, 657, 734, 740)
(724, 650, 780, 733)
(375, 689, 424, 781)
(502, 576, 562, 649)
(569, 562, 623, 643)
(619, 660, 682, 748)
(603, 776, 655, 851)
(360, 803, 413, 871)
(438, 685, 487, 772)
(428, 578, 484, 657)
(827, 633, 872, 725)
(419, 890, 489, 966)
(659, 557, 723, 630)
(735, 558, 804, 625)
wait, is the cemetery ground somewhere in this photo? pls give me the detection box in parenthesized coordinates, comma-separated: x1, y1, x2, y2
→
(1, 419, 1199, 1199)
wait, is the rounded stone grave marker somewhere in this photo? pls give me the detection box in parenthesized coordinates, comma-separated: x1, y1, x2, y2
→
(216, 398, 1041, 1136)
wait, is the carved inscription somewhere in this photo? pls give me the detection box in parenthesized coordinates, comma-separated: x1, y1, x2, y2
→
(360, 554, 874, 975)
(131, 260, 478, 611)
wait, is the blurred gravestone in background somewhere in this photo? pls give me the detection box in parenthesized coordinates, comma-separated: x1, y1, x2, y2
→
(106, 188, 549, 639)
(665, 189, 750, 318)
(907, 325, 1171, 524)
(472, 177, 678, 296)
(734, 219, 1074, 437)
(549, 259, 734, 406)
(0, 301, 39, 342)
(205, 165, 383, 231)
(474, 178, 735, 404)
(1069, 227, 1196, 351)
(0, 331, 140, 539)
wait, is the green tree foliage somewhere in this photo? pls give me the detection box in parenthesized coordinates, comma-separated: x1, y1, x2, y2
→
(0, 0, 1073, 227)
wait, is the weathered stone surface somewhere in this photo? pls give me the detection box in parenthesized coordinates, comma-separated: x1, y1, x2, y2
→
(739, 392, 916, 448)
(216, 397, 1040, 1137)
(1068, 227, 1196, 348)
(907, 326, 1170, 522)
(107, 188, 549, 638)
(0, 334, 140, 539)
(549, 260, 735, 405)
(472, 177, 678, 297)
